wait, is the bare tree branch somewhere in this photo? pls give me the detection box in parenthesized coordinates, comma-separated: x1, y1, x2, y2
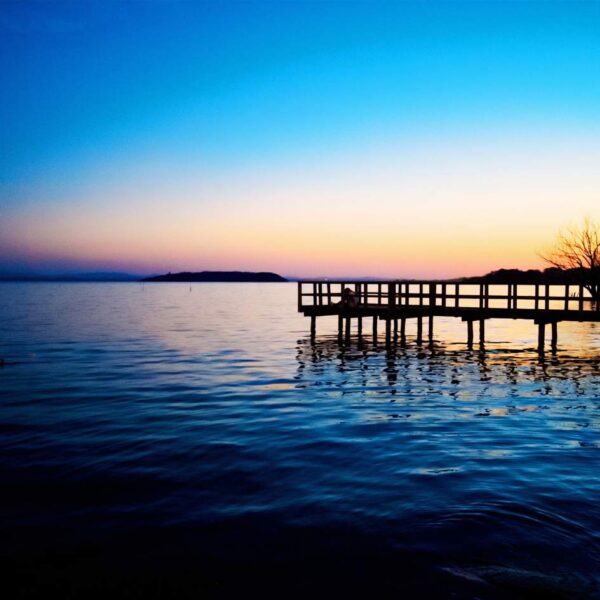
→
(539, 218, 600, 307)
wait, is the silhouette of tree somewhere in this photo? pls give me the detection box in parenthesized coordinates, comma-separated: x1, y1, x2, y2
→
(540, 217, 600, 307)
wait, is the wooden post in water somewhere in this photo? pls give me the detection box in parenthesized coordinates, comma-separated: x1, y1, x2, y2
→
(429, 284, 435, 343)
(372, 314, 378, 342)
(479, 319, 485, 346)
(310, 315, 316, 338)
(538, 322, 546, 353)
(551, 321, 558, 351)
(385, 319, 391, 346)
(393, 318, 398, 343)
(358, 316, 363, 337)
(338, 314, 343, 340)
(467, 320, 474, 348)
(400, 317, 406, 344)
(345, 317, 351, 342)
(417, 317, 423, 344)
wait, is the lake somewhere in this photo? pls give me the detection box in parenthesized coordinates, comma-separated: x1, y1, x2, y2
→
(1, 282, 600, 598)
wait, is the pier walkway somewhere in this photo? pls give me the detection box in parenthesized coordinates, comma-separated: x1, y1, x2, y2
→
(298, 281, 600, 352)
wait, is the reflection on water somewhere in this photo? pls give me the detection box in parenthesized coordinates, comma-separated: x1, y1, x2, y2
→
(1, 283, 600, 598)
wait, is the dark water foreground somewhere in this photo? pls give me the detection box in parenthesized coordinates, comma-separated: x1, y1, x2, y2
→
(1, 283, 600, 598)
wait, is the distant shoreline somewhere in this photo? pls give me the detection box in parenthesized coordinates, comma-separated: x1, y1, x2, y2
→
(142, 271, 287, 283)
(0, 266, 594, 284)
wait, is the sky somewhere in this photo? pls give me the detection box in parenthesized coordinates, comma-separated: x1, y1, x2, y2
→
(1, 0, 599, 278)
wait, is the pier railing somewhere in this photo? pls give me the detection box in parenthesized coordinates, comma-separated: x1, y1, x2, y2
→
(298, 281, 598, 313)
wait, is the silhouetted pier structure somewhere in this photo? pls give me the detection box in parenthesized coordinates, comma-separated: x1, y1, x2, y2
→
(298, 281, 600, 353)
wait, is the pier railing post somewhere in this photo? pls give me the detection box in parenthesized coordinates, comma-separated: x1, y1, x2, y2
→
(297, 282, 302, 311)
(388, 283, 396, 308)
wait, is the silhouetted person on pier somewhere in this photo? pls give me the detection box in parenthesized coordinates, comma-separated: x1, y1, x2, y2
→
(341, 287, 359, 308)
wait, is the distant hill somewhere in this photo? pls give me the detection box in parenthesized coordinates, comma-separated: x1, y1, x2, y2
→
(0, 272, 141, 282)
(458, 267, 597, 284)
(143, 271, 287, 283)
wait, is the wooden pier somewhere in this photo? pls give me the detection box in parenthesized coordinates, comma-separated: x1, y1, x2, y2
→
(298, 281, 600, 353)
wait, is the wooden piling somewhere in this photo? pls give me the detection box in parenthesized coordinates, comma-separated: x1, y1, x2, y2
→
(310, 315, 316, 338)
(358, 316, 363, 337)
(551, 321, 558, 351)
(372, 315, 378, 341)
(428, 315, 434, 341)
(538, 322, 546, 353)
(479, 319, 485, 346)
(338, 314, 343, 340)
(467, 320, 473, 348)
(417, 317, 423, 344)
(345, 317, 351, 342)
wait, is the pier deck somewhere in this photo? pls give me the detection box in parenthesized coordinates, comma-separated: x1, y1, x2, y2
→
(298, 281, 600, 352)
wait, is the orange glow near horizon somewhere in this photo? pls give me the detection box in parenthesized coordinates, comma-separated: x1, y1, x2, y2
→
(3, 131, 599, 278)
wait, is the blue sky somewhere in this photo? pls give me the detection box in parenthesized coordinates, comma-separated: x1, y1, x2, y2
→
(1, 1, 599, 276)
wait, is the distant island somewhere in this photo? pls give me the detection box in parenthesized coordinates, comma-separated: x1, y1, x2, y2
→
(458, 267, 597, 285)
(143, 271, 288, 283)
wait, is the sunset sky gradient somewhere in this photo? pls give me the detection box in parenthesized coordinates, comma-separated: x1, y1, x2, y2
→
(2, 1, 600, 278)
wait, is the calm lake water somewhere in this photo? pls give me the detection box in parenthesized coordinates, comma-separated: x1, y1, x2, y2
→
(1, 282, 600, 598)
